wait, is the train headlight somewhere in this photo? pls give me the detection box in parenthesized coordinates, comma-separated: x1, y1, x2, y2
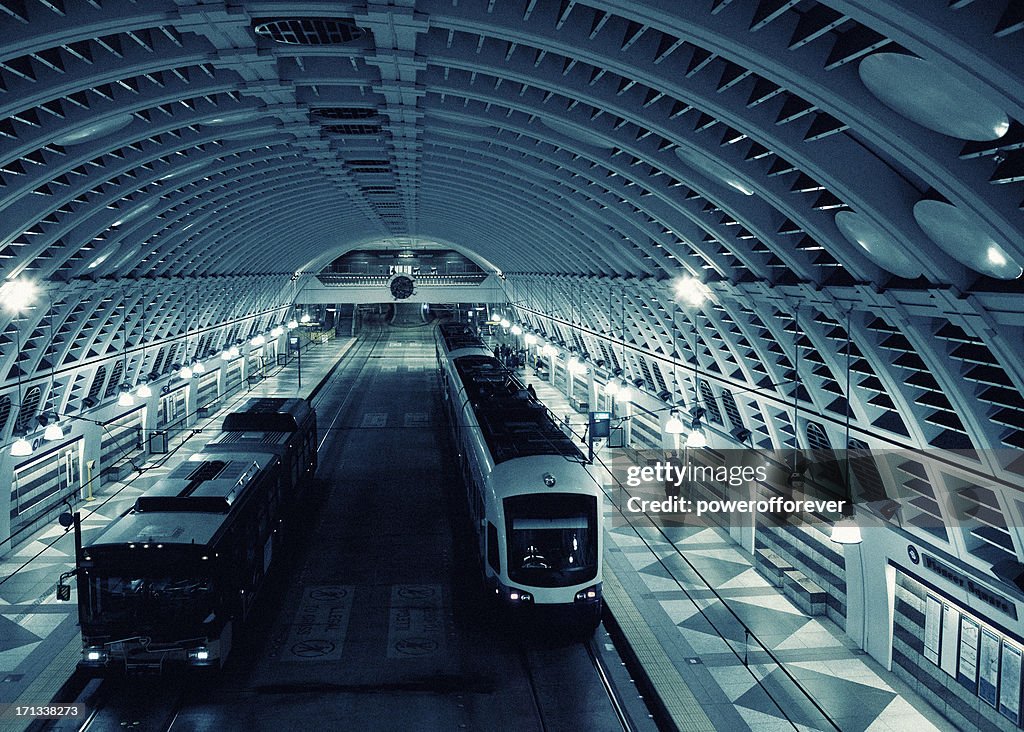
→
(574, 585, 601, 602)
(83, 647, 108, 664)
(509, 591, 533, 603)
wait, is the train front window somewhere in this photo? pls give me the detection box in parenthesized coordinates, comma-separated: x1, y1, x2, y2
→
(505, 493, 597, 588)
(84, 574, 216, 633)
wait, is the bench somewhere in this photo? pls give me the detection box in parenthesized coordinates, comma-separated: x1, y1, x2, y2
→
(753, 548, 793, 588)
(782, 570, 826, 616)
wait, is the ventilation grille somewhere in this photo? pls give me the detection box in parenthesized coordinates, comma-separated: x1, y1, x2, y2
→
(312, 108, 378, 120)
(254, 18, 366, 45)
(324, 124, 381, 136)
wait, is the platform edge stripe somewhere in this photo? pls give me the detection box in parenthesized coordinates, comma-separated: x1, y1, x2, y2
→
(603, 562, 718, 732)
(8, 636, 81, 732)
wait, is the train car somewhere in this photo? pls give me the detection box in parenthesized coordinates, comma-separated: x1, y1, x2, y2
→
(74, 399, 317, 672)
(435, 323, 603, 629)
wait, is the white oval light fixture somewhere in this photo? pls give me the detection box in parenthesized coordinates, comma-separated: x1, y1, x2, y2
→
(675, 146, 755, 196)
(834, 211, 921, 279)
(53, 114, 134, 146)
(859, 53, 1010, 141)
(202, 110, 263, 126)
(136, 382, 153, 398)
(913, 200, 1023, 279)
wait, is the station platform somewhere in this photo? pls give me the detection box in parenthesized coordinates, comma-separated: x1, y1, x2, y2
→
(0, 336, 355, 731)
(525, 374, 958, 732)
(0, 326, 961, 731)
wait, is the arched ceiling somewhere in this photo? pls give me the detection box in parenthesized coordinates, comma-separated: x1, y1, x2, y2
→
(1, 1, 1023, 505)
(0, 0, 1020, 284)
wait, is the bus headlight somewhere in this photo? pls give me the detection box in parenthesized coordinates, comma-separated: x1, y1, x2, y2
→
(188, 647, 211, 664)
(574, 584, 601, 602)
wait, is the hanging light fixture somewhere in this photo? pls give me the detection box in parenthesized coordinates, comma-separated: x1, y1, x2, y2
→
(116, 288, 134, 406)
(192, 359, 205, 374)
(178, 363, 193, 379)
(665, 411, 686, 434)
(117, 385, 135, 407)
(685, 428, 707, 448)
(136, 381, 153, 398)
(831, 308, 862, 545)
(830, 516, 862, 544)
(300, 313, 311, 324)
(41, 292, 65, 443)
(39, 412, 64, 441)
(287, 318, 298, 330)
(10, 434, 32, 456)
(4, 279, 38, 457)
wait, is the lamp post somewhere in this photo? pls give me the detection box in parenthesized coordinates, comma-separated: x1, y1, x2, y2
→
(287, 318, 301, 390)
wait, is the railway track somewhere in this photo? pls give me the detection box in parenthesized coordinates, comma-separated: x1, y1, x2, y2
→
(518, 629, 641, 732)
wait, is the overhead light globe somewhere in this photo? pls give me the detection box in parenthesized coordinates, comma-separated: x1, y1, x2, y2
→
(10, 436, 32, 456)
(510, 324, 523, 336)
(673, 276, 710, 307)
(617, 380, 632, 402)
(287, 319, 298, 329)
(602, 380, 619, 397)
(665, 412, 686, 434)
(136, 382, 153, 398)
(192, 360, 206, 374)
(43, 420, 65, 441)
(0, 279, 39, 312)
(179, 364, 193, 379)
(300, 313, 311, 324)
(830, 517, 863, 545)
(117, 387, 135, 407)
(685, 429, 707, 448)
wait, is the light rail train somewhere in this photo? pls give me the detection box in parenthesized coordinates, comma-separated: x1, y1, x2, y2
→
(436, 322, 603, 628)
(71, 398, 317, 672)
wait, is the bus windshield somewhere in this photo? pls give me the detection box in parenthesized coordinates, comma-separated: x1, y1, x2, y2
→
(84, 574, 217, 636)
(505, 493, 597, 588)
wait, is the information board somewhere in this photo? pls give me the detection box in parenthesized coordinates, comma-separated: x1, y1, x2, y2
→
(980, 628, 1001, 707)
(959, 616, 979, 689)
(923, 595, 941, 665)
(940, 604, 960, 677)
(999, 640, 1022, 724)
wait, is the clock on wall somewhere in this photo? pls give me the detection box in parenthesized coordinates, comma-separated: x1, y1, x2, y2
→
(389, 274, 415, 300)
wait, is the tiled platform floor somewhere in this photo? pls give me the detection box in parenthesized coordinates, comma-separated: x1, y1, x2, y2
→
(528, 374, 958, 732)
